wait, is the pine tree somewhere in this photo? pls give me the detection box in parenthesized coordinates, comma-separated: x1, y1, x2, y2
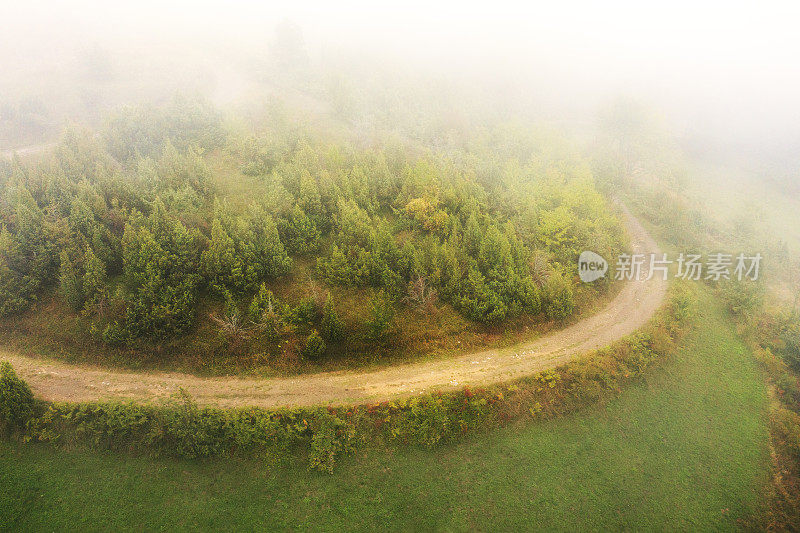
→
(320, 292, 344, 343)
(249, 283, 282, 340)
(318, 244, 351, 286)
(459, 266, 508, 324)
(0, 188, 55, 316)
(58, 249, 83, 311)
(242, 203, 291, 283)
(298, 170, 322, 220)
(122, 203, 200, 338)
(302, 329, 326, 360)
(543, 270, 575, 320)
(14, 186, 55, 289)
(82, 245, 107, 310)
(366, 293, 394, 341)
(279, 204, 320, 255)
(248, 283, 277, 322)
(0, 227, 27, 316)
(202, 218, 242, 293)
(478, 224, 512, 275)
(464, 212, 483, 256)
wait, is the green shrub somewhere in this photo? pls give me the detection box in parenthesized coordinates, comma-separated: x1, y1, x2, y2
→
(308, 410, 352, 473)
(0, 361, 35, 437)
(285, 297, 317, 326)
(366, 294, 394, 340)
(303, 330, 326, 360)
(320, 293, 344, 343)
(249, 283, 278, 322)
(158, 390, 229, 459)
(718, 278, 764, 317)
(543, 271, 575, 320)
(101, 321, 128, 346)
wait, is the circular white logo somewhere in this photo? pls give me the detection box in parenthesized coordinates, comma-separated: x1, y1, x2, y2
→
(578, 251, 608, 282)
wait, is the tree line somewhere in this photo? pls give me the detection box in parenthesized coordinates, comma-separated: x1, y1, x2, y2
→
(0, 97, 624, 361)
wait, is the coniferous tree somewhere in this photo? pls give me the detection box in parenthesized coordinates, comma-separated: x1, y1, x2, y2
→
(543, 270, 575, 320)
(122, 200, 200, 338)
(302, 329, 326, 360)
(320, 292, 344, 343)
(366, 293, 394, 341)
(202, 217, 242, 294)
(0, 228, 25, 316)
(279, 204, 320, 254)
(0, 188, 55, 316)
(249, 283, 283, 340)
(241, 204, 291, 283)
(248, 282, 277, 322)
(58, 249, 83, 311)
(82, 245, 107, 310)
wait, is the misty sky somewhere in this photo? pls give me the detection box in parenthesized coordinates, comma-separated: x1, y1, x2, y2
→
(3, 1, 800, 149)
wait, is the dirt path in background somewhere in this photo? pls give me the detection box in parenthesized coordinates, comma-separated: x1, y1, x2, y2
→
(1, 208, 666, 408)
(0, 142, 56, 160)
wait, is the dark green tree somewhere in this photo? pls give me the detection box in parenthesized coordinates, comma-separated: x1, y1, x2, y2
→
(241, 204, 292, 282)
(279, 204, 320, 254)
(302, 329, 326, 360)
(249, 283, 282, 340)
(58, 249, 83, 311)
(202, 217, 242, 294)
(82, 245, 107, 310)
(320, 292, 344, 343)
(122, 200, 200, 338)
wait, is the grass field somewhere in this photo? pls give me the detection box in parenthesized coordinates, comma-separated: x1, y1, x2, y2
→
(0, 285, 771, 531)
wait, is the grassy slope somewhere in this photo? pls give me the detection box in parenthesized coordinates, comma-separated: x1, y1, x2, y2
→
(0, 285, 770, 531)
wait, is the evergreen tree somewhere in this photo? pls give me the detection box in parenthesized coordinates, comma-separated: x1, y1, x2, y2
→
(0, 227, 27, 316)
(320, 292, 344, 343)
(58, 249, 83, 311)
(202, 217, 242, 293)
(279, 204, 320, 254)
(543, 270, 575, 320)
(366, 293, 394, 341)
(249, 283, 282, 340)
(202, 203, 291, 294)
(0, 188, 55, 316)
(464, 212, 483, 256)
(317, 244, 351, 286)
(477, 224, 512, 275)
(248, 282, 277, 322)
(297, 170, 322, 220)
(302, 329, 326, 360)
(122, 201, 200, 338)
(459, 266, 508, 324)
(13, 187, 55, 287)
(241, 204, 291, 282)
(82, 245, 107, 310)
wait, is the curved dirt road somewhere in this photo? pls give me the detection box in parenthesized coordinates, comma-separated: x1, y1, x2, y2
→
(0, 142, 56, 160)
(1, 208, 666, 408)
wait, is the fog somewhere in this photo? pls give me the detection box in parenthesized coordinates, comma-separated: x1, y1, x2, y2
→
(3, 1, 800, 160)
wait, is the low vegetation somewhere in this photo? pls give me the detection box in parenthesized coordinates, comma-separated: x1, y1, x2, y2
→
(0, 282, 692, 474)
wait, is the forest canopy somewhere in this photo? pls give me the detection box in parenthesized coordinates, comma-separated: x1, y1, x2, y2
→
(0, 97, 625, 368)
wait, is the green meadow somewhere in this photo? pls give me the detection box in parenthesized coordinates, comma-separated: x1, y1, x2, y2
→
(0, 285, 770, 531)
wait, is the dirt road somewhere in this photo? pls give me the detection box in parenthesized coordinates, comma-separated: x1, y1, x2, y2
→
(1, 208, 666, 409)
(0, 143, 56, 160)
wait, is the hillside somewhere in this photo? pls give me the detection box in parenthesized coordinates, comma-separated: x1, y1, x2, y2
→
(0, 98, 625, 375)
